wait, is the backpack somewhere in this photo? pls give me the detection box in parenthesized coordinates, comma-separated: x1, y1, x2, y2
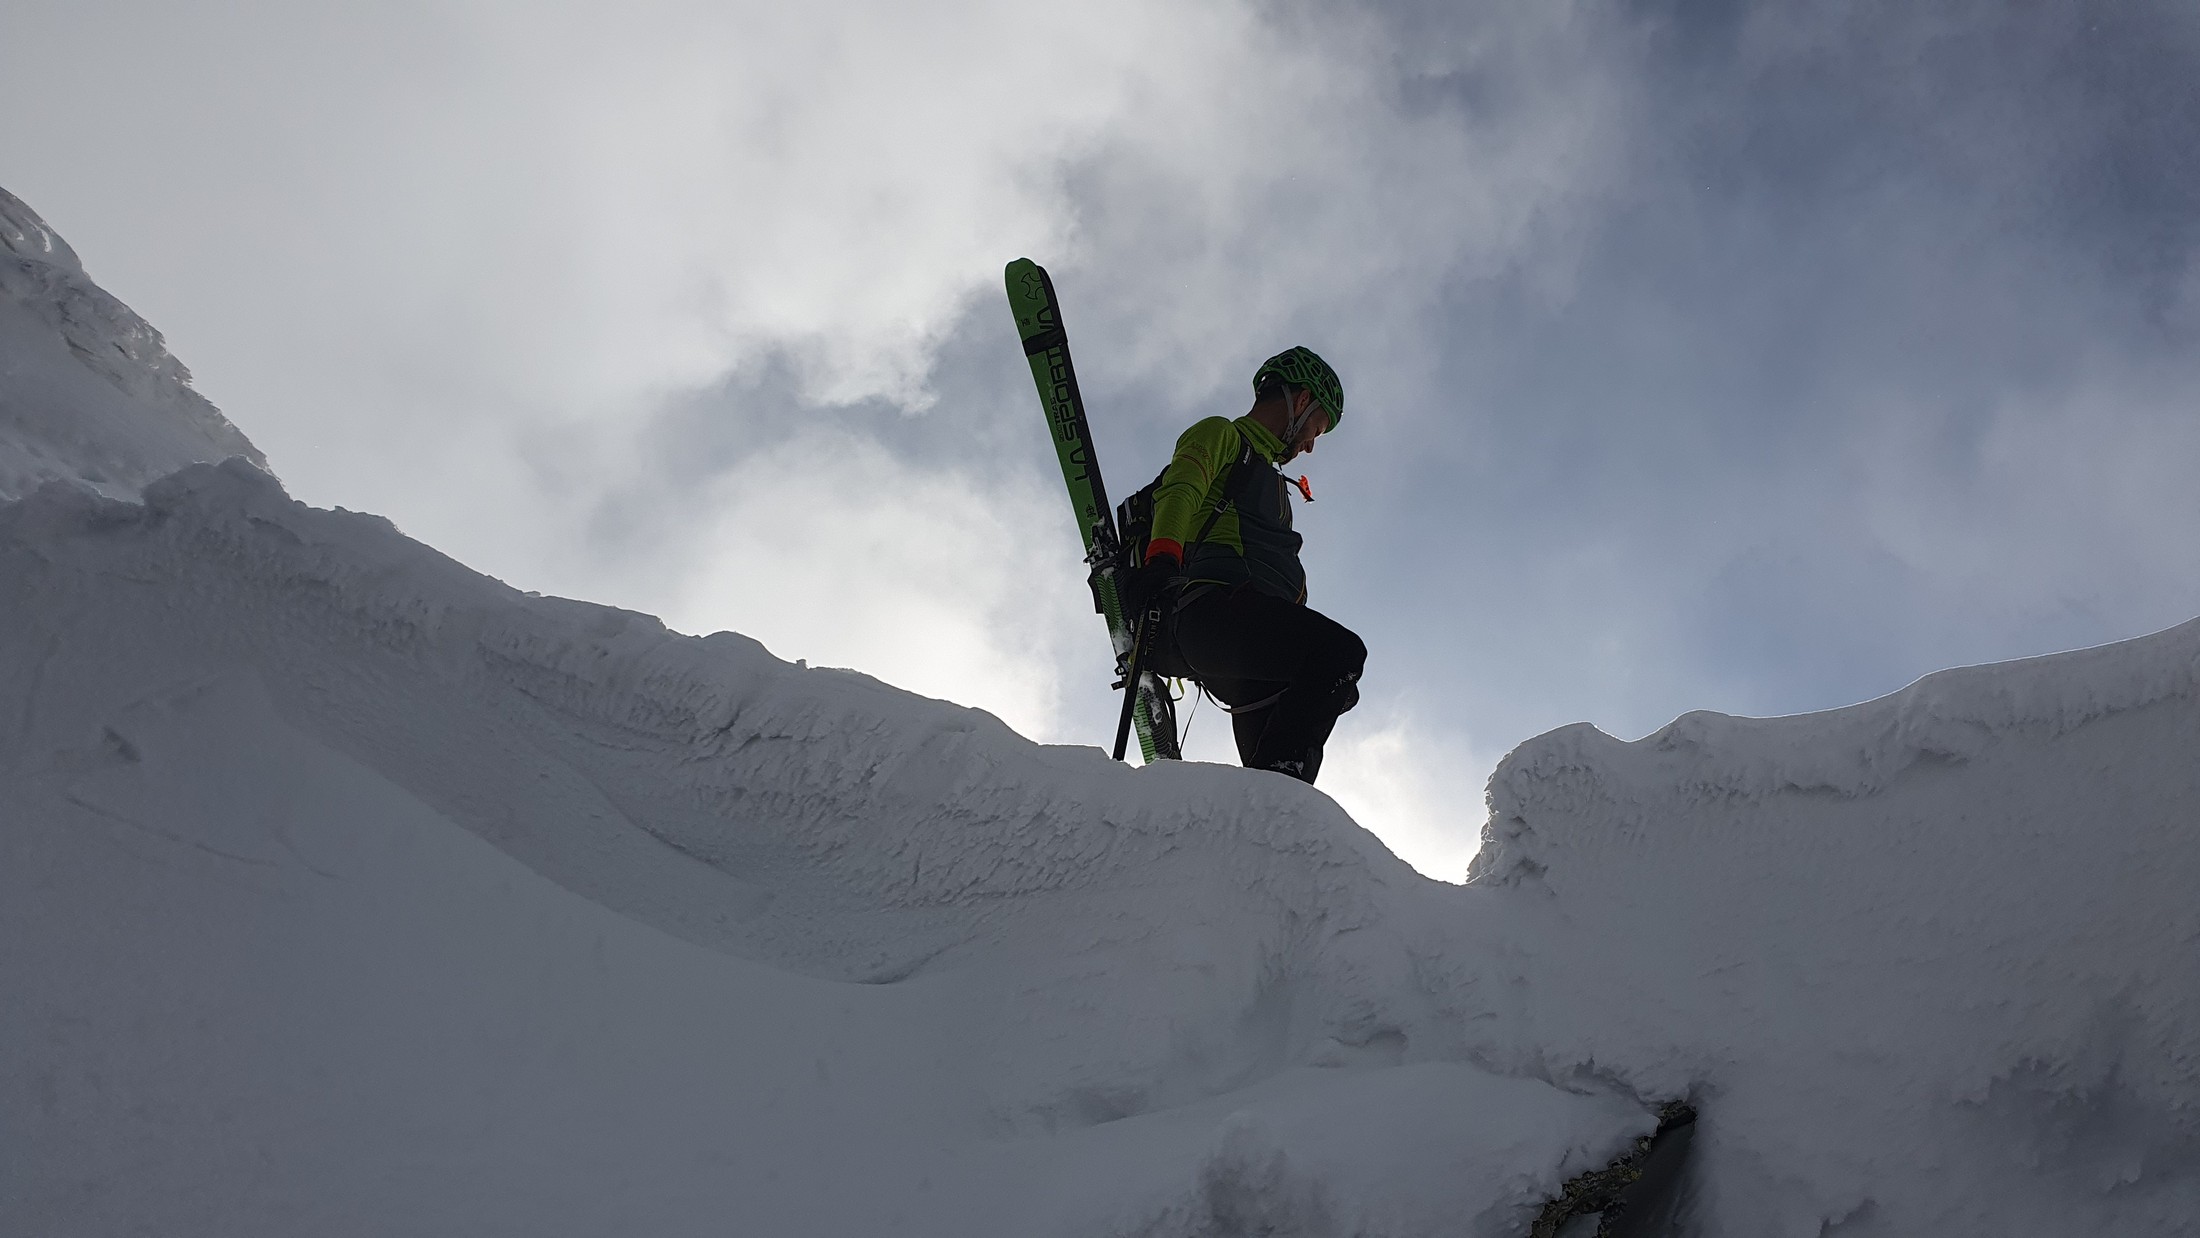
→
(1112, 432, 1260, 580)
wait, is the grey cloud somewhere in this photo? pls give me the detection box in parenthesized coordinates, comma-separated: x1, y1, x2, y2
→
(1320, 0, 2200, 738)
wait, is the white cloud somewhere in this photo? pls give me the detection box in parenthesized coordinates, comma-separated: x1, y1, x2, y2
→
(0, 0, 1635, 531)
(624, 423, 1091, 743)
(1853, 361, 2200, 644)
(1168, 686, 1494, 882)
(1055, 2, 1634, 415)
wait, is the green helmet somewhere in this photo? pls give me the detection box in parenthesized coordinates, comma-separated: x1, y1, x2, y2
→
(1252, 346, 1343, 431)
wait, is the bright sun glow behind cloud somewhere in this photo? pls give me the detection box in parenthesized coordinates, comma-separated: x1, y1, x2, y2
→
(1298, 717, 1494, 883)
(633, 426, 1089, 743)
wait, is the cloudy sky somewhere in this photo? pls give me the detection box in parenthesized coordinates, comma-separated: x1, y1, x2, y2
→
(6, 0, 2196, 876)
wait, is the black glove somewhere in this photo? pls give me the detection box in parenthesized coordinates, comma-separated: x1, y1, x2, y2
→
(1118, 554, 1182, 620)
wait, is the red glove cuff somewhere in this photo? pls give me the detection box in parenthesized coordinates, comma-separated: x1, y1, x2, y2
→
(1145, 538, 1185, 566)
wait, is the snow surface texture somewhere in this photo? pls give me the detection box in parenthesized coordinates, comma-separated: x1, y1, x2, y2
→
(0, 187, 265, 500)
(0, 460, 1652, 1237)
(1464, 634, 2200, 1235)
(5, 186, 2198, 1236)
(10, 468, 2200, 1238)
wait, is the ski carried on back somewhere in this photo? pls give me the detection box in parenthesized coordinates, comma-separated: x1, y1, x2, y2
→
(1003, 258, 1179, 763)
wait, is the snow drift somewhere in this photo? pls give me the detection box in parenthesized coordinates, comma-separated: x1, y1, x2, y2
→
(3, 185, 2197, 1236)
(0, 459, 1652, 1237)
(1465, 629, 2200, 1235)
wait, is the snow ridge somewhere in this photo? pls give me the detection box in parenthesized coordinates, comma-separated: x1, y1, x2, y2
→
(0, 187, 265, 500)
(3, 459, 1413, 978)
(1460, 618, 2200, 1235)
(1477, 615, 2200, 882)
(8, 460, 1654, 1238)
(11, 457, 2196, 1236)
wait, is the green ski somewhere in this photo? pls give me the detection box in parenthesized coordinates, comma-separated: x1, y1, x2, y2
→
(1003, 258, 1179, 763)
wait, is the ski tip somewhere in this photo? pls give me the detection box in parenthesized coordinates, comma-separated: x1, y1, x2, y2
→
(1003, 259, 1055, 318)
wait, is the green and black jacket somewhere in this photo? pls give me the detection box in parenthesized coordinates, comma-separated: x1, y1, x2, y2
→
(1145, 415, 1306, 604)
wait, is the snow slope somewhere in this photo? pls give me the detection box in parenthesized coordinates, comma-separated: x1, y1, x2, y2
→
(4, 186, 2198, 1237)
(0, 187, 265, 500)
(1461, 635, 2200, 1235)
(0, 460, 1650, 1237)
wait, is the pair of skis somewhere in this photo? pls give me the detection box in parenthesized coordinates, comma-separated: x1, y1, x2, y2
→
(1003, 258, 1179, 763)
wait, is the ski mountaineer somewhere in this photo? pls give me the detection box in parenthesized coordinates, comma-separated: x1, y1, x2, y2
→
(1118, 347, 1364, 784)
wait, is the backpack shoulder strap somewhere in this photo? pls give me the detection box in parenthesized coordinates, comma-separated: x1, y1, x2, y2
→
(1187, 431, 1259, 552)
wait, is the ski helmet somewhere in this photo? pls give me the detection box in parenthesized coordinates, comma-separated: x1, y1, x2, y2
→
(1253, 347, 1343, 431)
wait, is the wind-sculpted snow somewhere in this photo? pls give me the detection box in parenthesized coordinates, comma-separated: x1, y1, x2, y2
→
(0, 461, 1650, 1236)
(1462, 621, 2200, 1235)
(0, 187, 265, 500)
(10, 459, 2196, 1238)
(5, 456, 2199, 1235)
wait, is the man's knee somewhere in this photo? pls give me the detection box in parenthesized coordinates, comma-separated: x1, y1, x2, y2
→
(1311, 624, 1365, 685)
(1309, 626, 1364, 716)
(1338, 628, 1366, 676)
(1333, 679, 1360, 716)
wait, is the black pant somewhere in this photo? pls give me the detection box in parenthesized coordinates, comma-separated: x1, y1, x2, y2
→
(1170, 586, 1365, 784)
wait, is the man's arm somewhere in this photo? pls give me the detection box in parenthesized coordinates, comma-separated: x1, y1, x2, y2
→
(1145, 416, 1241, 564)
